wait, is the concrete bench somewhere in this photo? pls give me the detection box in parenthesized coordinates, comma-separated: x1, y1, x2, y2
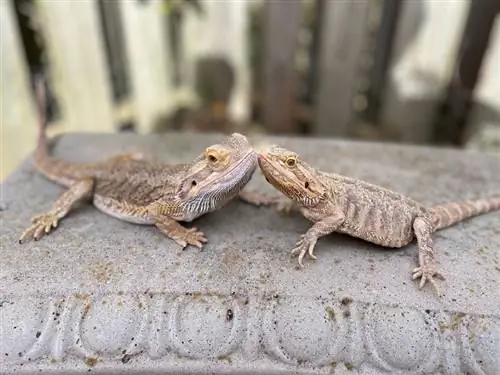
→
(1, 132, 499, 374)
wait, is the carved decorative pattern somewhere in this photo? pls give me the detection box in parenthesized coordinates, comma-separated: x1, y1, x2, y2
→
(1, 293, 498, 374)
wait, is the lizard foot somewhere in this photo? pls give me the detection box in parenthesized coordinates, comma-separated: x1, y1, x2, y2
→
(19, 212, 59, 243)
(276, 198, 295, 215)
(239, 190, 280, 207)
(156, 222, 207, 250)
(291, 234, 318, 267)
(412, 264, 445, 297)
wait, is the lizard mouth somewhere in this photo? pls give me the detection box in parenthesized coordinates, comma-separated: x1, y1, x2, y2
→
(258, 153, 322, 205)
(257, 154, 295, 192)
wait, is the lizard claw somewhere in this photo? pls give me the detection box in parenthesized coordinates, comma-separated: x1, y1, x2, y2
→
(412, 264, 445, 297)
(290, 235, 318, 267)
(172, 227, 207, 250)
(19, 212, 59, 243)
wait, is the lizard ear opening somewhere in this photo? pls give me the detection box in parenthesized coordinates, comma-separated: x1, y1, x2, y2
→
(304, 181, 309, 189)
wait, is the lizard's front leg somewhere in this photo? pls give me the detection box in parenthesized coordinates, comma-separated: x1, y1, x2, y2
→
(238, 189, 280, 207)
(148, 204, 207, 249)
(412, 216, 445, 296)
(19, 179, 94, 243)
(275, 197, 299, 215)
(292, 212, 345, 267)
(155, 217, 207, 250)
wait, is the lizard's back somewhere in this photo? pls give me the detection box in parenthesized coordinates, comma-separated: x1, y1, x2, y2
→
(91, 159, 183, 206)
(325, 172, 426, 247)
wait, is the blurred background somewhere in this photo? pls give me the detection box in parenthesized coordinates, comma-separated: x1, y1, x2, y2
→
(2, 0, 499, 180)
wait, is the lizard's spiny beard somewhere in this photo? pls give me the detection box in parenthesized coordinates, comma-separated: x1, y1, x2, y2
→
(183, 152, 257, 216)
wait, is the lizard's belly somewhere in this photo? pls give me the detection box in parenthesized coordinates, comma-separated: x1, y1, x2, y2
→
(93, 195, 155, 225)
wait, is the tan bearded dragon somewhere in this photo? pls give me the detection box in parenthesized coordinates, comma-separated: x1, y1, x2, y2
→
(19, 77, 273, 248)
(258, 145, 500, 296)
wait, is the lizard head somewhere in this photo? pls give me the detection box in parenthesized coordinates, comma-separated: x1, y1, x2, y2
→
(258, 145, 326, 207)
(175, 133, 257, 216)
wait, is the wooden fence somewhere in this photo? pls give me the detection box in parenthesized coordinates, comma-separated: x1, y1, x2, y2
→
(2, 0, 500, 180)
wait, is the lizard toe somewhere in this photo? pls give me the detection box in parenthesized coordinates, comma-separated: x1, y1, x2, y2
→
(412, 265, 443, 297)
(20, 213, 59, 243)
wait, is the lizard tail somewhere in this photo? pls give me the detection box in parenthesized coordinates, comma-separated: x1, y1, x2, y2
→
(34, 75, 49, 160)
(429, 197, 500, 231)
(32, 76, 86, 186)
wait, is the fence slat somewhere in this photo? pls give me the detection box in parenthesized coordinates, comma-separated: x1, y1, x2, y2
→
(313, 0, 370, 136)
(379, 1, 469, 143)
(119, 0, 174, 133)
(434, 0, 499, 145)
(180, 0, 251, 127)
(261, 0, 301, 133)
(1, 0, 38, 180)
(38, 0, 114, 133)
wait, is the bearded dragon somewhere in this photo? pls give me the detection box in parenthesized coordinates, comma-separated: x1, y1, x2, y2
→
(19, 78, 273, 248)
(258, 145, 500, 296)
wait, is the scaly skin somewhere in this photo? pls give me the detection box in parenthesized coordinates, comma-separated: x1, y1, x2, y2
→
(258, 145, 500, 296)
(19, 77, 275, 249)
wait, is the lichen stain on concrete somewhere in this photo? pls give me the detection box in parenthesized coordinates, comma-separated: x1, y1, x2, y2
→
(88, 261, 113, 283)
(325, 306, 336, 321)
(84, 356, 99, 367)
(221, 250, 243, 268)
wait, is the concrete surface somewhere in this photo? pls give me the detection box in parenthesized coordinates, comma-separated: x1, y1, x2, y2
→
(1, 132, 499, 374)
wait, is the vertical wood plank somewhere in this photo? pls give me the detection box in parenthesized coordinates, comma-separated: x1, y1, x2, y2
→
(181, 0, 251, 127)
(261, 0, 301, 133)
(366, 0, 402, 122)
(98, 0, 130, 102)
(379, 0, 469, 143)
(119, 0, 174, 133)
(467, 16, 500, 148)
(313, 0, 371, 136)
(1, 0, 38, 180)
(38, 0, 114, 132)
(433, 0, 499, 145)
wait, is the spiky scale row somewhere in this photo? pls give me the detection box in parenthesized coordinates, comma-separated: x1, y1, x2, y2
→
(19, 76, 276, 248)
(257, 145, 500, 297)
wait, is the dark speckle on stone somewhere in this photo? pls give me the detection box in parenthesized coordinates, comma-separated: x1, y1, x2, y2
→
(2, 132, 499, 372)
(341, 297, 353, 306)
(36, 331, 41, 338)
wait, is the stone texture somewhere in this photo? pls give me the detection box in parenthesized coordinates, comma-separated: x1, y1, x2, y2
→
(1, 132, 499, 375)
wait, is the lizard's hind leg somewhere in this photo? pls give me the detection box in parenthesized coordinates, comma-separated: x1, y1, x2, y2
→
(19, 179, 94, 243)
(411, 216, 445, 296)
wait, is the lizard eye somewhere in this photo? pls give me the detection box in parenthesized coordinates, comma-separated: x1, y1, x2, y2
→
(285, 157, 297, 167)
(191, 180, 197, 186)
(207, 153, 218, 163)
